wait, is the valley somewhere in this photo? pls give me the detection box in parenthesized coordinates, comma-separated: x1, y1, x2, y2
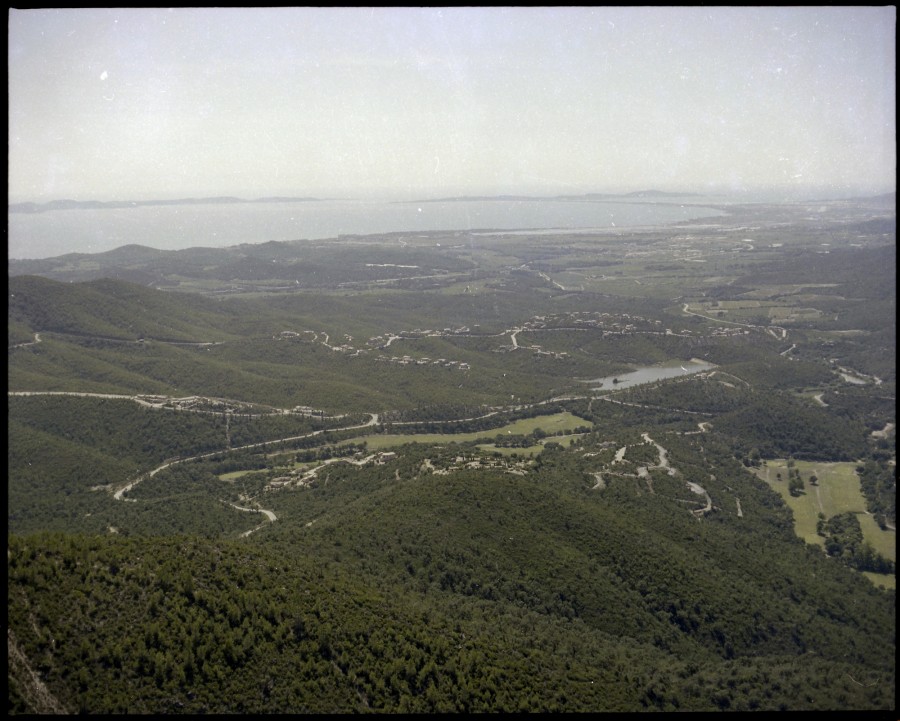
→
(7, 194, 895, 713)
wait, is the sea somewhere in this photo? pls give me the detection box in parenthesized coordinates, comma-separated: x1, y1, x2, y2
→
(8, 197, 730, 260)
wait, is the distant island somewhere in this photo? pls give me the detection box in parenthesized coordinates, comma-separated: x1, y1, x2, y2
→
(408, 190, 704, 203)
(10, 191, 711, 214)
(8, 196, 323, 214)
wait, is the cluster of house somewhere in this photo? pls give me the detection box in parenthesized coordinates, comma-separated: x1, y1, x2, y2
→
(366, 326, 473, 349)
(374, 355, 470, 370)
(136, 394, 258, 414)
(265, 451, 400, 491)
(423, 453, 531, 476)
(709, 326, 752, 337)
(272, 310, 699, 372)
(525, 311, 665, 334)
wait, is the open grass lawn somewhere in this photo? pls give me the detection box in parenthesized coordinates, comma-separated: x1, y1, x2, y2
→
(218, 470, 255, 481)
(500, 412, 587, 436)
(756, 459, 895, 589)
(340, 412, 587, 452)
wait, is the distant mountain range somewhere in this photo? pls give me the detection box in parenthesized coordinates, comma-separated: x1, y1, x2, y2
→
(11, 190, 893, 215)
(8, 196, 323, 214)
(410, 190, 705, 203)
(9, 191, 702, 214)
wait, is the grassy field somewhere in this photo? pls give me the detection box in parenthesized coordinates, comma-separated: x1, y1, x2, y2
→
(218, 470, 255, 481)
(755, 459, 895, 589)
(216, 414, 588, 483)
(340, 412, 588, 452)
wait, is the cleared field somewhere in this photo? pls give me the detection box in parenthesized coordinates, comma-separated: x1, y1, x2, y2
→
(767, 306, 823, 321)
(601, 278, 692, 299)
(342, 412, 587, 452)
(738, 283, 840, 300)
(755, 459, 895, 589)
(714, 300, 764, 309)
(218, 470, 255, 481)
(862, 570, 895, 590)
(498, 412, 588, 436)
(434, 279, 494, 295)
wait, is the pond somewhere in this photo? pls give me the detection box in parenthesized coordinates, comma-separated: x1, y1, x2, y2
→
(584, 358, 717, 391)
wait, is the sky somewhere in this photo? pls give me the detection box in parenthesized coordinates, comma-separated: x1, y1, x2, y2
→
(7, 6, 897, 202)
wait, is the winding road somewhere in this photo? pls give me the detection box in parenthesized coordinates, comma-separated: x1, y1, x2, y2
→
(593, 432, 714, 517)
(681, 302, 787, 340)
(110, 411, 379, 501)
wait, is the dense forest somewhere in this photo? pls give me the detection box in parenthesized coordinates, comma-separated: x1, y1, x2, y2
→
(8, 196, 895, 713)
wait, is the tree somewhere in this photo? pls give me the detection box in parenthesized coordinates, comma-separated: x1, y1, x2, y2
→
(788, 475, 805, 496)
(747, 447, 761, 467)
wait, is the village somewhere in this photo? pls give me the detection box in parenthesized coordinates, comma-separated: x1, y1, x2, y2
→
(270, 310, 723, 371)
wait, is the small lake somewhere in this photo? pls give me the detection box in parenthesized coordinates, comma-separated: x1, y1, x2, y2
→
(584, 359, 717, 390)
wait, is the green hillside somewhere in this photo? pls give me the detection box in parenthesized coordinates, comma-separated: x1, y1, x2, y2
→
(8, 199, 895, 713)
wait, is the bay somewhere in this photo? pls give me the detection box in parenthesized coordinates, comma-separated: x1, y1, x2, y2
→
(8, 197, 727, 260)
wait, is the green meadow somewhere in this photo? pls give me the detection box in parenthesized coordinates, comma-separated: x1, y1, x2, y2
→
(756, 459, 895, 589)
(340, 411, 587, 451)
(218, 470, 254, 481)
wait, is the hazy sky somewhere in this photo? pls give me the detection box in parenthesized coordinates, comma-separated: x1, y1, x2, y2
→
(8, 6, 896, 202)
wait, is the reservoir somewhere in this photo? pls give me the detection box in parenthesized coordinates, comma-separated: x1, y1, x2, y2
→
(585, 358, 717, 391)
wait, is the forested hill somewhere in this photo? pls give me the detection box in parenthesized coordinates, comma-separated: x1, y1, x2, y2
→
(9, 275, 241, 342)
(8, 442, 897, 712)
(8, 202, 895, 713)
